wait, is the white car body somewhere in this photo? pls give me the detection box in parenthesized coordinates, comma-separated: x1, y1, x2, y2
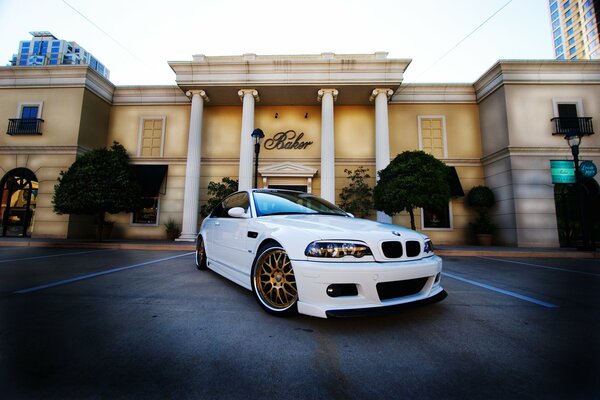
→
(197, 189, 446, 318)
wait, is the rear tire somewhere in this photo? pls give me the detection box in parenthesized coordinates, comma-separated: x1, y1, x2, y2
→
(196, 236, 208, 270)
(251, 243, 298, 317)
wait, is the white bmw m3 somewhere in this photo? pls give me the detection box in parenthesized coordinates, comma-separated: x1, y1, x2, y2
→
(195, 189, 446, 318)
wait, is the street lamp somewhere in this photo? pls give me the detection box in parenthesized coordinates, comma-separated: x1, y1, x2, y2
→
(564, 131, 592, 250)
(251, 128, 265, 188)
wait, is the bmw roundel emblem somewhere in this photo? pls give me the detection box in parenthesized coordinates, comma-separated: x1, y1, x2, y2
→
(391, 231, 402, 237)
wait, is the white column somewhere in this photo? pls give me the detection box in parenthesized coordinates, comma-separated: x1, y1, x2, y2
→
(318, 89, 338, 203)
(238, 89, 260, 191)
(177, 90, 209, 241)
(371, 88, 394, 224)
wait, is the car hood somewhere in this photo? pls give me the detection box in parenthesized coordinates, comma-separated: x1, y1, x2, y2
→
(261, 214, 425, 241)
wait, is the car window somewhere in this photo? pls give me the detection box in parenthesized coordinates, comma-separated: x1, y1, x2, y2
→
(254, 191, 347, 217)
(216, 192, 250, 218)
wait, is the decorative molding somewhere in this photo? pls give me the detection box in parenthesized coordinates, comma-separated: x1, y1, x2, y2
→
(369, 88, 394, 102)
(185, 89, 210, 103)
(237, 89, 260, 102)
(474, 61, 600, 102)
(391, 84, 476, 104)
(482, 146, 600, 166)
(0, 65, 115, 104)
(113, 86, 189, 105)
(258, 162, 318, 178)
(317, 88, 339, 102)
(0, 145, 90, 155)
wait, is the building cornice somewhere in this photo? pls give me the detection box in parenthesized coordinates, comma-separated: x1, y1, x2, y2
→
(391, 84, 476, 104)
(168, 52, 412, 105)
(474, 60, 600, 102)
(0, 65, 115, 104)
(482, 146, 600, 166)
(113, 86, 190, 105)
(0, 145, 90, 156)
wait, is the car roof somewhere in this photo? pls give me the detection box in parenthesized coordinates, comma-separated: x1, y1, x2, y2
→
(251, 188, 308, 194)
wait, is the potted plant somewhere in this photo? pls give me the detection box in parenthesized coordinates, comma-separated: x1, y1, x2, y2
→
(466, 185, 496, 246)
(163, 218, 180, 241)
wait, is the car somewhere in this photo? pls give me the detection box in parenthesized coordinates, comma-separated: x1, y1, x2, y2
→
(195, 189, 446, 318)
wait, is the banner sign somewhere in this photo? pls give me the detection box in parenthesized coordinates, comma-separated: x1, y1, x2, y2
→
(550, 160, 575, 184)
(579, 160, 597, 179)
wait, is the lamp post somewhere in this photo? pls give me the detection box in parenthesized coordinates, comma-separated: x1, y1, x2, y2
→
(565, 131, 592, 250)
(251, 128, 265, 188)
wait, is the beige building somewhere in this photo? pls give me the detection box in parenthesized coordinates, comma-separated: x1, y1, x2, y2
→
(1, 53, 599, 247)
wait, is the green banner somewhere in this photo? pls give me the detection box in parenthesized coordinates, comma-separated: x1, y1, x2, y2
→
(550, 160, 575, 184)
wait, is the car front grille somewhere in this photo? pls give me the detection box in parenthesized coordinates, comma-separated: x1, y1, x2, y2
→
(380, 240, 421, 258)
(376, 277, 429, 301)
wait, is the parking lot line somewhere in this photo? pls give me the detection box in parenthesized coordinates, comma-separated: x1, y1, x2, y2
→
(477, 256, 600, 277)
(442, 271, 559, 308)
(14, 252, 194, 294)
(0, 249, 111, 264)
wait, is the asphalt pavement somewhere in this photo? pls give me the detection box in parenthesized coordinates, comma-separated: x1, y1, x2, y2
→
(0, 245, 598, 399)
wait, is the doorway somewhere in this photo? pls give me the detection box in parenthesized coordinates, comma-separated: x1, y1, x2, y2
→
(0, 168, 38, 237)
(268, 185, 308, 193)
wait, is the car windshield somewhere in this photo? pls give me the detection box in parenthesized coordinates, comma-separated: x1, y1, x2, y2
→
(253, 191, 348, 217)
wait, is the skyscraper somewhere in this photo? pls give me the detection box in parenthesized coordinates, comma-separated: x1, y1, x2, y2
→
(9, 31, 110, 79)
(549, 0, 600, 60)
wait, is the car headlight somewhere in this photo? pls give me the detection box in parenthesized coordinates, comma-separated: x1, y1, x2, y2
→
(424, 239, 434, 254)
(305, 241, 372, 258)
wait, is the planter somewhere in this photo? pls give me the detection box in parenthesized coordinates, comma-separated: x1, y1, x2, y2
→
(166, 229, 180, 241)
(476, 234, 492, 246)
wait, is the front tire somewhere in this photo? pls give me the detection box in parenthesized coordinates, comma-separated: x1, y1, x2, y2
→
(251, 243, 298, 316)
(196, 236, 208, 270)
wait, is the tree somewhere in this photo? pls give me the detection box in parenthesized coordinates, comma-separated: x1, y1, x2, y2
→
(200, 177, 239, 217)
(374, 150, 451, 230)
(466, 185, 496, 235)
(339, 166, 374, 218)
(53, 142, 141, 240)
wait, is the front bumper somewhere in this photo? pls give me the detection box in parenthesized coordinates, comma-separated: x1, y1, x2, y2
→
(293, 255, 444, 318)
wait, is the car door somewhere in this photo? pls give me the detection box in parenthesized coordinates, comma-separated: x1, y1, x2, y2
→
(211, 192, 254, 287)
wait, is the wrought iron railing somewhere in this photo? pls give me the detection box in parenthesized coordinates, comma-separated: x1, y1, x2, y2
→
(6, 118, 44, 135)
(551, 117, 594, 136)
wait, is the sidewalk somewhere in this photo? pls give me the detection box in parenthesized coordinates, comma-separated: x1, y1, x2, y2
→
(0, 237, 598, 258)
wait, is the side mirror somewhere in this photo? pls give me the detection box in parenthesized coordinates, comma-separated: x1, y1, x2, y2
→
(228, 207, 250, 219)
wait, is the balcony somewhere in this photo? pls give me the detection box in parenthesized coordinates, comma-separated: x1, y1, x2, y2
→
(551, 117, 594, 137)
(6, 118, 44, 135)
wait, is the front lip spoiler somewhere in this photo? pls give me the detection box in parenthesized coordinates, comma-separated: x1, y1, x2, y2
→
(324, 290, 448, 318)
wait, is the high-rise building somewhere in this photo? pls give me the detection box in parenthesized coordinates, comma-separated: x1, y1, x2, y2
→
(9, 31, 110, 79)
(549, 0, 600, 60)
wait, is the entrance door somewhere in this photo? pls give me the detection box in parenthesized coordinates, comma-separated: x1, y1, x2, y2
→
(0, 168, 38, 237)
(268, 185, 308, 193)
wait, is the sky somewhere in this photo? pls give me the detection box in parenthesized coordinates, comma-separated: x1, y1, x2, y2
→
(0, 0, 554, 86)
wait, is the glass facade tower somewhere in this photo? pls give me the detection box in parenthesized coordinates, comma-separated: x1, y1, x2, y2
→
(9, 31, 110, 79)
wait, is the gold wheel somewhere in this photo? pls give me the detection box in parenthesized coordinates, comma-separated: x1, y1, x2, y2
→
(253, 247, 297, 312)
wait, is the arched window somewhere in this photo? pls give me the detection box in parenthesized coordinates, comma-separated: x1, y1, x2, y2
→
(0, 168, 38, 237)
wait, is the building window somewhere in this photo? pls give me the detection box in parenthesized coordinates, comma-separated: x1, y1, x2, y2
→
(418, 116, 447, 159)
(132, 197, 160, 225)
(138, 117, 166, 157)
(422, 202, 452, 230)
(130, 165, 168, 225)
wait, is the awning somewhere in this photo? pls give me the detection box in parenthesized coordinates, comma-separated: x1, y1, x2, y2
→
(448, 166, 464, 197)
(132, 165, 168, 197)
